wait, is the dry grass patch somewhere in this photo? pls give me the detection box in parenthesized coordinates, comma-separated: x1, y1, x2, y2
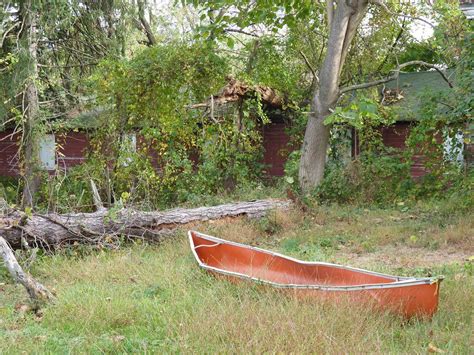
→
(0, 203, 472, 353)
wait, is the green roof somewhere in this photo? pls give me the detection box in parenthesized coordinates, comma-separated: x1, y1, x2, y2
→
(54, 107, 108, 131)
(0, 107, 108, 133)
(384, 70, 454, 121)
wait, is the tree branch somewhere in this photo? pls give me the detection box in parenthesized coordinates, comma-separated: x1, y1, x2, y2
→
(326, 0, 334, 29)
(369, 0, 435, 28)
(1, 22, 19, 48)
(0, 236, 55, 306)
(299, 50, 319, 84)
(90, 179, 106, 212)
(339, 60, 453, 95)
(224, 28, 259, 37)
(137, 0, 157, 46)
(375, 20, 406, 73)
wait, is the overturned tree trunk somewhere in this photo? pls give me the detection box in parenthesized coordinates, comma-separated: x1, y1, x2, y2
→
(0, 199, 290, 250)
(0, 237, 55, 305)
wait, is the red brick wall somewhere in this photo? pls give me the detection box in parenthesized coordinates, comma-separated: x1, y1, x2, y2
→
(56, 132, 89, 170)
(0, 130, 20, 177)
(351, 123, 442, 179)
(0, 125, 449, 180)
(380, 122, 429, 179)
(262, 123, 291, 176)
(0, 130, 90, 177)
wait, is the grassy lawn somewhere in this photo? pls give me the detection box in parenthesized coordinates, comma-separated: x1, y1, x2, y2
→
(0, 204, 473, 353)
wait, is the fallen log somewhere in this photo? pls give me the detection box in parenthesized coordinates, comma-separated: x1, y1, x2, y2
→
(0, 199, 290, 250)
(0, 236, 55, 305)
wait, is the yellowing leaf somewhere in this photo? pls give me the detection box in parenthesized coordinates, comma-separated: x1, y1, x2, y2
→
(428, 343, 445, 353)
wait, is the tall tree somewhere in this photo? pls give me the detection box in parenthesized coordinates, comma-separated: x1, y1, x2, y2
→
(19, 0, 41, 208)
(298, 0, 369, 191)
(1, 0, 149, 208)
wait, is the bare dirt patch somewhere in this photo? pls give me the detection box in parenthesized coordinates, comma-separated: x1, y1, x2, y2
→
(334, 245, 472, 269)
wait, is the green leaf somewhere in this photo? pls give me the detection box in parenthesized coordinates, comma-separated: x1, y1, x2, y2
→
(24, 207, 32, 217)
(226, 37, 235, 49)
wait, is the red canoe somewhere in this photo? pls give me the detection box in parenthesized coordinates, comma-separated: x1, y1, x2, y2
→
(189, 231, 443, 318)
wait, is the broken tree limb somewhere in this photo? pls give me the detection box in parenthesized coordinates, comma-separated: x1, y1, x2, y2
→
(0, 236, 55, 305)
(0, 199, 291, 250)
(189, 78, 284, 110)
(90, 179, 106, 212)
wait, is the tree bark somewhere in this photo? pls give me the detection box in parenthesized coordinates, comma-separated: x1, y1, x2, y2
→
(137, 0, 157, 46)
(20, 0, 42, 209)
(0, 199, 290, 250)
(299, 0, 369, 192)
(0, 237, 55, 305)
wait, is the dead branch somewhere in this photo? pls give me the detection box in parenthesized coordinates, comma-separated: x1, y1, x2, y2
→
(90, 179, 105, 212)
(369, 0, 435, 28)
(0, 236, 55, 306)
(299, 50, 319, 85)
(0, 199, 291, 250)
(339, 60, 454, 95)
(189, 78, 284, 110)
(224, 28, 259, 37)
(137, 0, 157, 46)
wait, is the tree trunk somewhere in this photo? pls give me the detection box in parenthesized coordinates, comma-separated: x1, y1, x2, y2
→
(0, 199, 290, 250)
(20, 0, 42, 209)
(137, 0, 157, 46)
(299, 0, 369, 192)
(0, 237, 55, 305)
(299, 115, 330, 192)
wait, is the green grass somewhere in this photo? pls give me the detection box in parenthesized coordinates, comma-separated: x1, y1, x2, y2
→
(0, 204, 473, 353)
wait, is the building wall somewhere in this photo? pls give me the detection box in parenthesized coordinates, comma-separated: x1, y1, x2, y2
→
(0, 130, 20, 177)
(0, 130, 90, 177)
(380, 122, 429, 179)
(0, 122, 294, 179)
(56, 132, 89, 170)
(262, 122, 291, 176)
(1, 124, 467, 181)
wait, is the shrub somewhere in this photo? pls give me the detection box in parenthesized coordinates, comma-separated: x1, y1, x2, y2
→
(0, 176, 19, 206)
(314, 152, 413, 205)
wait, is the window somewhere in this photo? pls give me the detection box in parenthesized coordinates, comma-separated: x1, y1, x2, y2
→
(443, 131, 464, 165)
(39, 134, 56, 170)
(123, 133, 137, 153)
(121, 133, 137, 166)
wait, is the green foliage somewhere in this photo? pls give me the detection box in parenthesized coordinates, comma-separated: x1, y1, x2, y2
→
(0, 177, 19, 206)
(283, 150, 301, 188)
(1, 0, 469, 210)
(240, 38, 307, 103)
(448, 22, 474, 153)
(301, 97, 408, 204)
(86, 42, 276, 207)
(314, 154, 413, 205)
(253, 211, 283, 236)
(0, 0, 133, 125)
(396, 42, 441, 69)
(325, 97, 396, 152)
(285, 59, 473, 204)
(35, 167, 95, 213)
(402, 25, 472, 197)
(188, 0, 320, 37)
(309, 146, 473, 206)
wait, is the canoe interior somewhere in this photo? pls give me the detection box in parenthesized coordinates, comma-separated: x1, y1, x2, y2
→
(190, 232, 401, 286)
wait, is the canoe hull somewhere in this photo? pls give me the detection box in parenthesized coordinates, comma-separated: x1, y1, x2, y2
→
(189, 231, 442, 318)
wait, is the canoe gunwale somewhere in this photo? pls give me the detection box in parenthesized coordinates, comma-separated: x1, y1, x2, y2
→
(188, 230, 443, 292)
